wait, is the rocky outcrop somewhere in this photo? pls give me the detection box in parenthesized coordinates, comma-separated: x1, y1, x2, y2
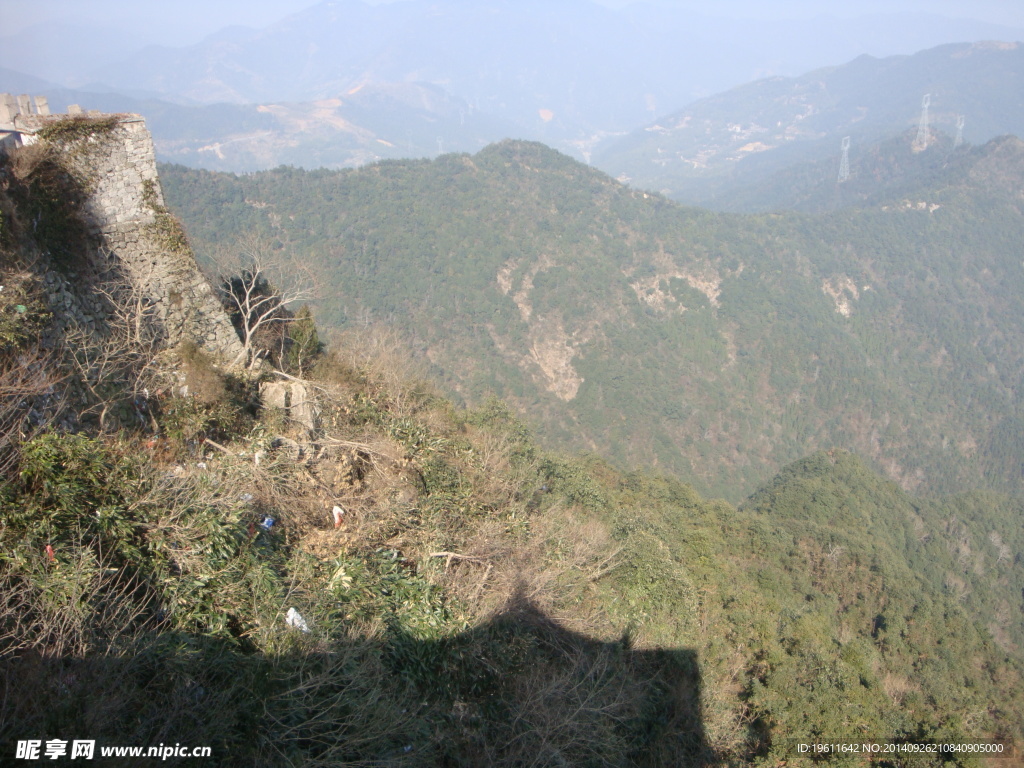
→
(260, 379, 320, 435)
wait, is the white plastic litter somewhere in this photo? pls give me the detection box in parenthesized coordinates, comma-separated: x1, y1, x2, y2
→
(332, 505, 345, 528)
(286, 607, 310, 633)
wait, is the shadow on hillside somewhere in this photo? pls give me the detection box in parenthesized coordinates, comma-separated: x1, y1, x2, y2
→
(0, 589, 713, 767)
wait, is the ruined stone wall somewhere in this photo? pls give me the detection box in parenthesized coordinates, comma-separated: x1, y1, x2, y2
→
(44, 116, 246, 363)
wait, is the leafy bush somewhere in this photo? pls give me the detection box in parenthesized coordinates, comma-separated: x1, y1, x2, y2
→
(155, 344, 257, 449)
(0, 271, 51, 352)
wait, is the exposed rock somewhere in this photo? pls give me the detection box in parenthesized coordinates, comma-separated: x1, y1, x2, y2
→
(822, 274, 860, 317)
(260, 380, 320, 435)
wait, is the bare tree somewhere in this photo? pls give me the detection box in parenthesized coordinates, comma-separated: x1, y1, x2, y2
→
(989, 531, 1012, 566)
(825, 543, 844, 563)
(214, 235, 317, 370)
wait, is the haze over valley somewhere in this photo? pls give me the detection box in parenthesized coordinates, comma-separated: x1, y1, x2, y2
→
(3, 0, 1023, 175)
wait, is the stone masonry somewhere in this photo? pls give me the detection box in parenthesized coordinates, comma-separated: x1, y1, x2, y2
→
(13, 107, 246, 364)
(71, 117, 245, 361)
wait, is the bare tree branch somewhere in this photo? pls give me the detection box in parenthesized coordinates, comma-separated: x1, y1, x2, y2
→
(62, 279, 162, 432)
(213, 234, 318, 370)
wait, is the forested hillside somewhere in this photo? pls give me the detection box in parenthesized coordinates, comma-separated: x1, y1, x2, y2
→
(2, 114, 1022, 766)
(163, 135, 1024, 501)
(702, 130, 969, 213)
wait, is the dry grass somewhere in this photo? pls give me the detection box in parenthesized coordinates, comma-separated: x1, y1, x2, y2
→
(0, 344, 62, 477)
(0, 559, 153, 661)
(258, 643, 421, 768)
(0, 544, 160, 747)
(6, 141, 52, 183)
(0, 263, 62, 476)
(324, 325, 442, 423)
(421, 502, 622, 648)
(491, 645, 642, 768)
(176, 340, 229, 405)
(881, 672, 918, 706)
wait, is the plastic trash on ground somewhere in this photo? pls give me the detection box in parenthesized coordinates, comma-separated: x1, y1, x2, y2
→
(285, 607, 310, 633)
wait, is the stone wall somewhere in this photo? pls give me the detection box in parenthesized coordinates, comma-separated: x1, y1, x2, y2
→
(37, 114, 246, 363)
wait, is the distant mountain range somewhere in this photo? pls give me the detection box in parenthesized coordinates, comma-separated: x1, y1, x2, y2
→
(0, 67, 522, 172)
(2, 2, 1022, 174)
(162, 132, 1024, 500)
(702, 128, 971, 213)
(61, 1, 1024, 129)
(594, 41, 1024, 207)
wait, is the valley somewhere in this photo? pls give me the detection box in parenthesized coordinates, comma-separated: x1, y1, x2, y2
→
(164, 133, 1024, 502)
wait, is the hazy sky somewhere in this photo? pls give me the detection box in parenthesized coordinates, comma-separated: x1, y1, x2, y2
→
(2, 0, 1022, 47)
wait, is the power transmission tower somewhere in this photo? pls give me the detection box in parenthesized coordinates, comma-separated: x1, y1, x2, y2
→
(838, 136, 851, 183)
(954, 114, 965, 148)
(913, 93, 931, 151)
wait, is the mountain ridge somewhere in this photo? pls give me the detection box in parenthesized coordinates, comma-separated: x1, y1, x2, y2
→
(594, 40, 1024, 206)
(162, 131, 1024, 501)
(5, 4, 1021, 174)
(7, 36, 1023, 179)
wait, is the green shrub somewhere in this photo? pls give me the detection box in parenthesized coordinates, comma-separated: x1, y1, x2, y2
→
(156, 344, 256, 449)
(156, 393, 254, 450)
(285, 305, 323, 375)
(142, 179, 191, 257)
(0, 271, 51, 351)
(539, 454, 608, 510)
(9, 433, 141, 561)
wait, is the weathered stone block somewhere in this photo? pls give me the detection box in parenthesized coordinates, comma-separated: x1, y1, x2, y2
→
(0, 95, 17, 124)
(260, 381, 319, 435)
